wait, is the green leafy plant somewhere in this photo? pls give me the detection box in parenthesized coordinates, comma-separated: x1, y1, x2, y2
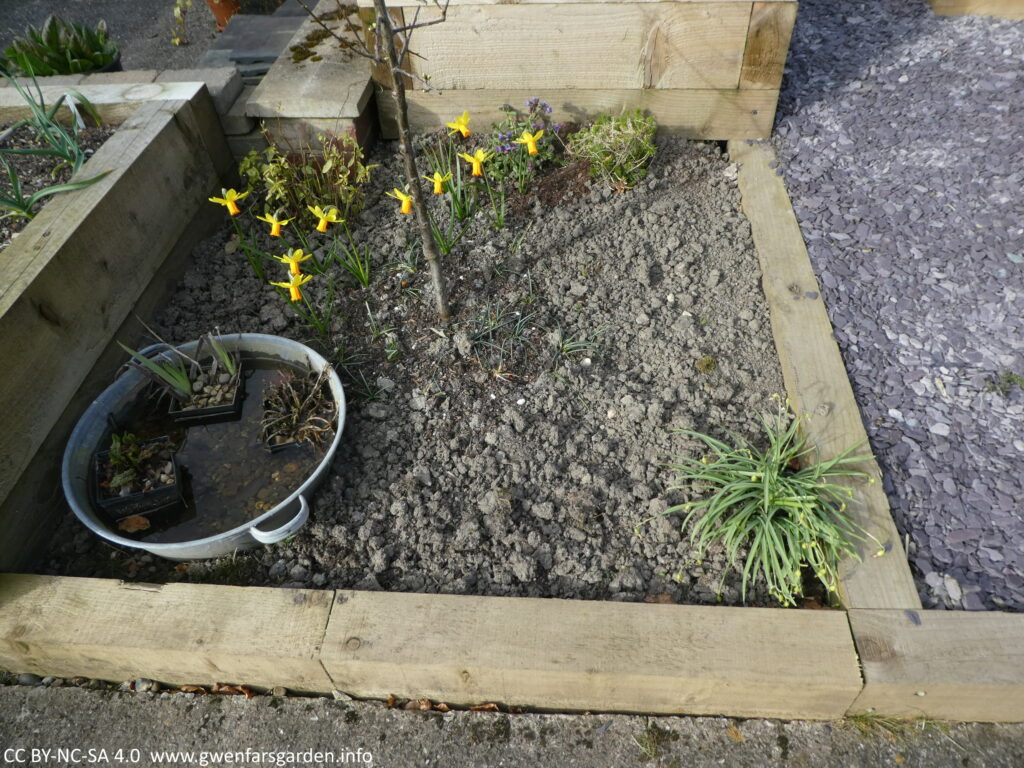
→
(105, 432, 162, 490)
(567, 110, 657, 191)
(239, 131, 375, 226)
(641, 400, 884, 606)
(487, 98, 560, 194)
(0, 73, 109, 220)
(171, 0, 194, 47)
(117, 342, 193, 401)
(0, 155, 108, 221)
(422, 135, 475, 222)
(1, 15, 119, 76)
(986, 370, 1024, 397)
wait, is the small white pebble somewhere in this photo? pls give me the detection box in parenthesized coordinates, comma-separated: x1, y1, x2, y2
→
(516, 398, 525, 405)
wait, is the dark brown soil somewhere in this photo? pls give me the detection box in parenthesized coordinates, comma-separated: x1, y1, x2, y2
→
(0, 124, 113, 250)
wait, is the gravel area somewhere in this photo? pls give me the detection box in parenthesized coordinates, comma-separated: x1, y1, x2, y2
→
(771, 0, 1024, 610)
(0, 0, 218, 71)
(44, 137, 788, 607)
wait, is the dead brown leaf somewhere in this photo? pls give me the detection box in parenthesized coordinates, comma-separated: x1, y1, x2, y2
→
(118, 515, 150, 533)
(179, 685, 206, 694)
(800, 597, 826, 610)
(384, 694, 399, 709)
(435, 702, 450, 712)
(894, 756, 905, 765)
(470, 702, 500, 712)
(643, 593, 676, 604)
(402, 698, 433, 711)
(726, 723, 745, 743)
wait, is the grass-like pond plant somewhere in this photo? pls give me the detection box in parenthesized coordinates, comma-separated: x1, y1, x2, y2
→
(644, 400, 884, 606)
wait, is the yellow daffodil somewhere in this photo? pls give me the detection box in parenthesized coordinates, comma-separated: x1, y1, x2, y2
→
(273, 248, 312, 276)
(445, 110, 471, 138)
(386, 188, 413, 214)
(209, 188, 249, 216)
(307, 204, 341, 232)
(423, 171, 452, 195)
(457, 149, 492, 177)
(513, 129, 544, 156)
(270, 272, 313, 302)
(256, 212, 293, 237)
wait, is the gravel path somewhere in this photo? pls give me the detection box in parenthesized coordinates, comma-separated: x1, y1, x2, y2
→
(771, 0, 1024, 610)
(0, 0, 217, 70)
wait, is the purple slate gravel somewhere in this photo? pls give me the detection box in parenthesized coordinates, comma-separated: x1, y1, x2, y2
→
(770, 0, 1024, 611)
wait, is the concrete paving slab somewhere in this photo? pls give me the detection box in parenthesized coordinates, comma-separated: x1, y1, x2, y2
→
(218, 15, 305, 63)
(2, 684, 1024, 768)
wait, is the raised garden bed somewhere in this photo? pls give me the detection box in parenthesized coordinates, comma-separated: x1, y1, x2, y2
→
(42, 132, 797, 607)
(359, 0, 797, 139)
(0, 104, 1021, 721)
(0, 123, 114, 250)
(0, 81, 233, 571)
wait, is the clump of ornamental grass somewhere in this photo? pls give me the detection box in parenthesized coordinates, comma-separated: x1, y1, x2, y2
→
(641, 400, 884, 606)
(568, 110, 657, 191)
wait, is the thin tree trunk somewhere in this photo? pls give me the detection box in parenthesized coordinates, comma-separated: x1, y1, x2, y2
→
(373, 0, 450, 323)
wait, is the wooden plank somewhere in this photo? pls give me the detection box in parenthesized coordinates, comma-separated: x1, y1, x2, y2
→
(848, 609, 1024, 722)
(378, 87, 777, 140)
(0, 92, 232, 572)
(729, 140, 921, 610)
(0, 81, 205, 124)
(929, 0, 1024, 19)
(0, 92, 228, 542)
(247, 1, 373, 121)
(322, 591, 863, 718)
(0, 575, 334, 691)
(740, 2, 797, 90)
(403, 4, 751, 91)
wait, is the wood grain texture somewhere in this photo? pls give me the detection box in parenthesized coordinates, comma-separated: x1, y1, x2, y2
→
(322, 591, 863, 718)
(848, 609, 1024, 722)
(929, 0, 1024, 19)
(248, 0, 373, 120)
(0, 575, 334, 691)
(729, 140, 921, 610)
(377, 87, 777, 139)
(401, 4, 750, 91)
(0, 92, 229, 560)
(0, 82, 204, 124)
(740, 2, 798, 89)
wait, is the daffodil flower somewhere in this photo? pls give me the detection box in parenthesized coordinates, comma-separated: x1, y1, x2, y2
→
(457, 149, 492, 177)
(270, 272, 313, 302)
(209, 188, 249, 216)
(445, 110, 471, 138)
(423, 171, 452, 195)
(273, 248, 312, 275)
(513, 129, 544, 156)
(386, 188, 413, 214)
(307, 204, 341, 232)
(256, 212, 293, 237)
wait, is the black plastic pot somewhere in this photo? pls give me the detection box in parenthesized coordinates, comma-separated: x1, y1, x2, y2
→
(168, 370, 246, 426)
(92, 436, 182, 522)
